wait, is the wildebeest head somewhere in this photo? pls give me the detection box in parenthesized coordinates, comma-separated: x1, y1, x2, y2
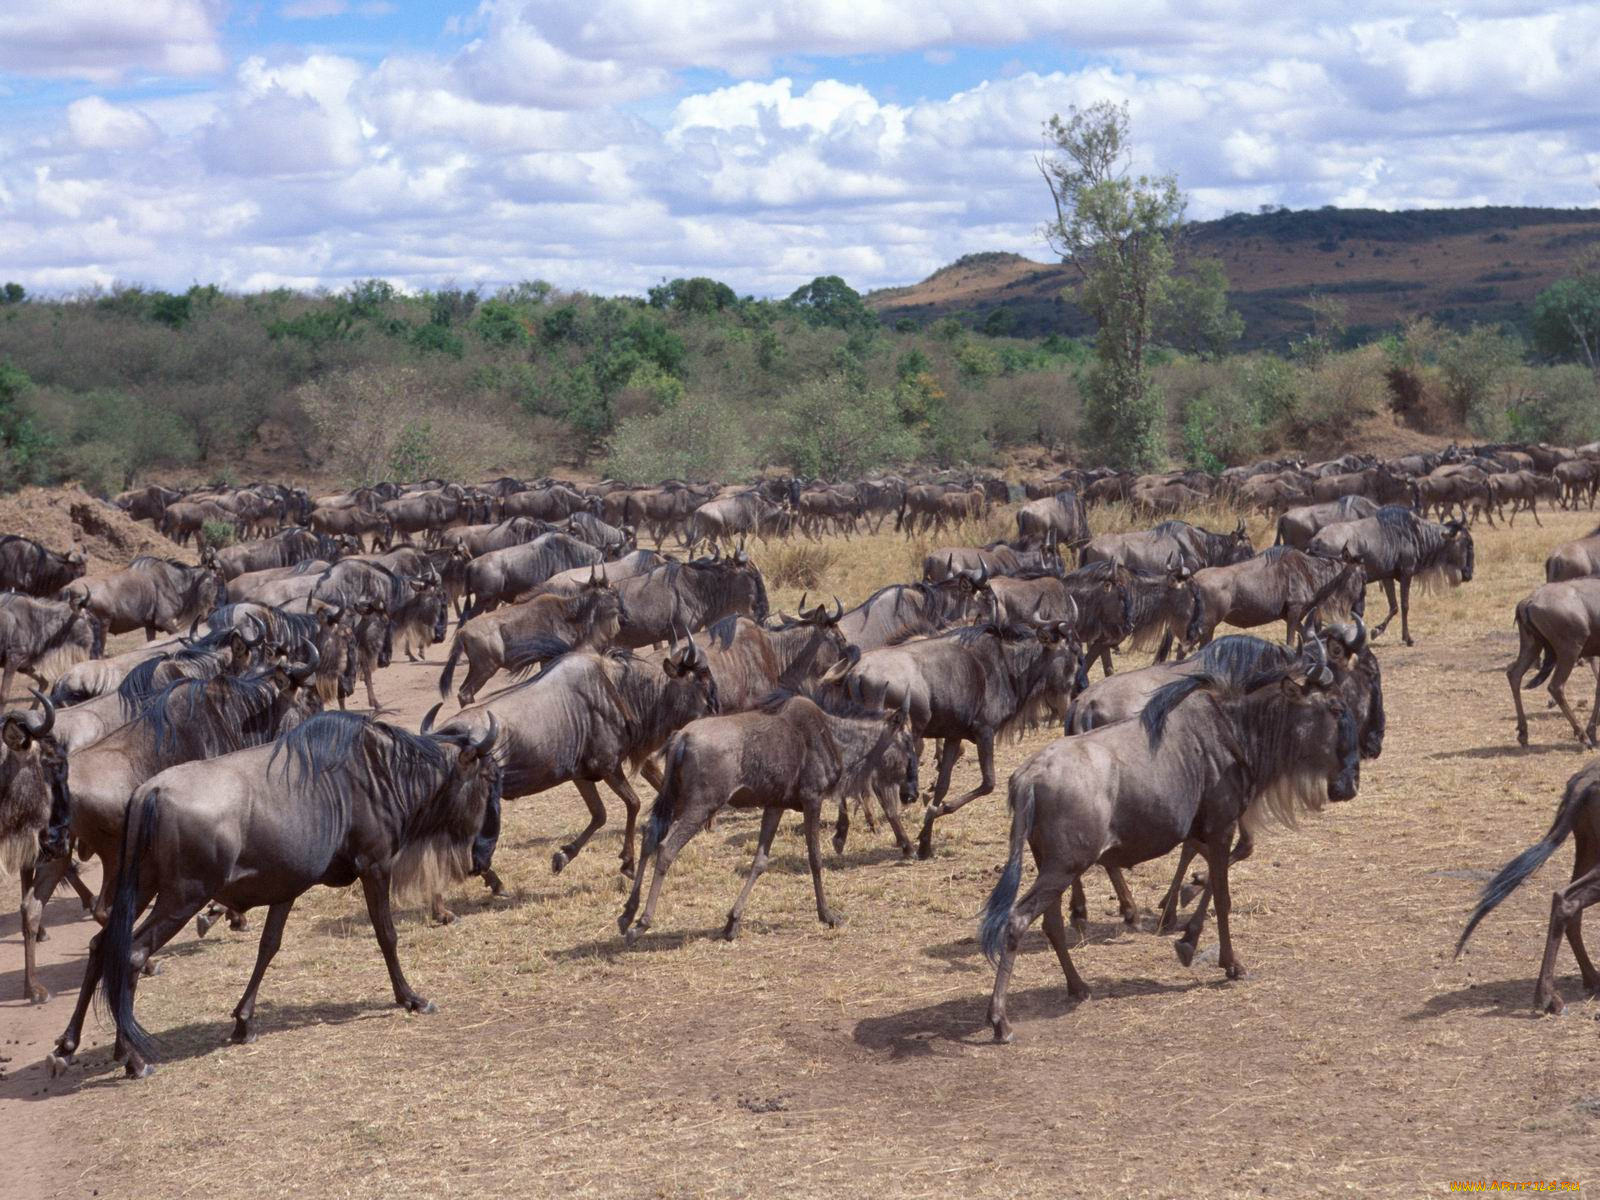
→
(1, 691, 62, 863)
(1223, 520, 1254, 565)
(579, 565, 626, 640)
(1282, 638, 1360, 804)
(1442, 519, 1474, 583)
(1323, 616, 1384, 760)
(663, 629, 720, 715)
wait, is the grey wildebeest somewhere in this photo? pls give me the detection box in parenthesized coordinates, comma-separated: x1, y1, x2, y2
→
(426, 636, 719, 879)
(449, 516, 554, 559)
(1506, 577, 1600, 748)
(216, 529, 346, 580)
(980, 640, 1359, 1041)
(1015, 490, 1089, 559)
(922, 544, 1057, 582)
(1064, 624, 1384, 933)
(1081, 518, 1253, 575)
(53, 710, 503, 1079)
(664, 602, 849, 714)
(459, 533, 607, 620)
(0, 535, 86, 597)
(439, 567, 626, 706)
(617, 691, 917, 944)
(1488, 470, 1559, 527)
(1273, 495, 1379, 550)
(1456, 759, 1600, 1014)
(835, 576, 993, 652)
(64, 554, 225, 642)
(822, 618, 1084, 859)
(609, 553, 770, 650)
(309, 503, 392, 552)
(0, 593, 103, 701)
(3, 692, 76, 1003)
(1543, 526, 1600, 582)
(689, 493, 793, 548)
(1308, 505, 1473, 646)
(1182, 547, 1365, 652)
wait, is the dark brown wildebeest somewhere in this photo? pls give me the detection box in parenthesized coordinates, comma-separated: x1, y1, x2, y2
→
(35, 659, 323, 933)
(856, 477, 905, 533)
(980, 640, 1359, 1041)
(1308, 466, 1415, 507)
(617, 692, 916, 945)
(1274, 495, 1379, 550)
(796, 486, 864, 540)
(500, 484, 593, 522)
(1070, 558, 1198, 671)
(1545, 527, 1600, 581)
(158, 498, 239, 548)
(1554, 458, 1598, 509)
(1130, 479, 1207, 517)
(114, 484, 184, 524)
(1487, 470, 1559, 527)
(309, 503, 392, 552)
(1506, 577, 1600, 748)
(379, 485, 487, 545)
(216, 530, 341, 581)
(1308, 506, 1473, 646)
(610, 553, 770, 650)
(439, 568, 625, 706)
(0, 536, 87, 597)
(206, 602, 357, 710)
(1234, 474, 1309, 514)
(1084, 473, 1132, 506)
(459, 533, 607, 621)
(896, 483, 979, 538)
(53, 710, 503, 1079)
(1456, 759, 1600, 1014)
(625, 482, 719, 544)
(822, 617, 1083, 859)
(1416, 464, 1495, 525)
(3, 692, 76, 1003)
(1064, 624, 1384, 932)
(0, 593, 103, 701)
(519, 549, 667, 600)
(427, 637, 718, 878)
(64, 554, 225, 642)
(1182, 547, 1365, 652)
(835, 575, 993, 652)
(1081, 518, 1253, 574)
(989, 568, 1128, 676)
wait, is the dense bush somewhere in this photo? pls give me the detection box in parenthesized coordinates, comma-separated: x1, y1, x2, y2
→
(603, 394, 753, 482)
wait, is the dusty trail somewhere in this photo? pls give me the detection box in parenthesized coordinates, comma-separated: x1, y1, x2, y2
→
(4, 511, 1600, 1198)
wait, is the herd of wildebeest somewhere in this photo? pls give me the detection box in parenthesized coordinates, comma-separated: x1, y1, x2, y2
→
(2, 438, 1599, 1074)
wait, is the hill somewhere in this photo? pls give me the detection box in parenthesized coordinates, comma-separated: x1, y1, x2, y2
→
(866, 206, 1600, 349)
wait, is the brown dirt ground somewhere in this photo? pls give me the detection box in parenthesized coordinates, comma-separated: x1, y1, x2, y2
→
(5, 504, 1600, 1199)
(0, 486, 193, 573)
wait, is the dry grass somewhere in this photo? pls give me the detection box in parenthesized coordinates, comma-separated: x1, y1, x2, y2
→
(759, 541, 840, 591)
(26, 499, 1600, 1198)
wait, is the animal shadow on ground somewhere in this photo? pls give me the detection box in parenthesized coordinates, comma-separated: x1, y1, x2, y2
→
(1431, 742, 1589, 760)
(853, 970, 1200, 1057)
(1405, 975, 1595, 1022)
(11, 1000, 378, 1099)
(0, 953, 91, 1001)
(547, 927, 723, 961)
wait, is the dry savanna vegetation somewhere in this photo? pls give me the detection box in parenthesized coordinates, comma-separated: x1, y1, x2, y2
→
(6, 496, 1600, 1199)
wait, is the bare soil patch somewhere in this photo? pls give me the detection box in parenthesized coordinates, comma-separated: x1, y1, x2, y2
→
(5, 507, 1600, 1197)
(0, 486, 192, 572)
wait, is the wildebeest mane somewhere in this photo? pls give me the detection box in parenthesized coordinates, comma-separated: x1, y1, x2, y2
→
(131, 670, 284, 757)
(269, 711, 450, 812)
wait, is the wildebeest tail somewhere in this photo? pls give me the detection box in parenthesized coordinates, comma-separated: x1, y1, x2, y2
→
(980, 774, 1037, 965)
(642, 736, 687, 857)
(1457, 772, 1592, 955)
(1515, 600, 1557, 690)
(101, 789, 161, 1065)
(438, 629, 466, 698)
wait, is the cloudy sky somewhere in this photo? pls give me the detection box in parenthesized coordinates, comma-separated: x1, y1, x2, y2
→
(2, 1, 1598, 298)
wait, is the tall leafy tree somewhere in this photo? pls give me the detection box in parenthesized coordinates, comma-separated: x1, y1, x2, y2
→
(1532, 250, 1600, 376)
(1039, 100, 1184, 468)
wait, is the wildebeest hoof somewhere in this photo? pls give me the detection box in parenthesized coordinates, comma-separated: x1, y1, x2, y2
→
(831, 833, 847, 856)
(1070, 918, 1088, 942)
(822, 913, 844, 929)
(1516, 729, 1529, 747)
(46, 1051, 74, 1077)
(125, 1061, 155, 1080)
(28, 983, 50, 1004)
(623, 924, 641, 946)
(433, 908, 457, 926)
(992, 1023, 1015, 1045)
(230, 1023, 257, 1044)
(404, 997, 436, 1015)
(1541, 993, 1565, 1016)
(34, 926, 47, 943)
(196, 911, 217, 938)
(1174, 938, 1198, 967)
(228, 915, 249, 932)
(721, 918, 740, 941)
(551, 850, 570, 874)
(141, 960, 162, 977)
(1225, 962, 1248, 980)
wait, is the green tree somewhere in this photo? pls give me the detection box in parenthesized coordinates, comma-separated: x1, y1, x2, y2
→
(783, 275, 877, 332)
(1160, 257, 1243, 359)
(1531, 252, 1600, 375)
(1439, 324, 1522, 434)
(980, 307, 1017, 337)
(648, 276, 738, 314)
(2, 282, 26, 305)
(769, 372, 920, 478)
(1039, 100, 1184, 468)
(0, 360, 54, 488)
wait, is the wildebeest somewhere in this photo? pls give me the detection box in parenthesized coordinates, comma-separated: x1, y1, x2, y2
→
(1183, 548, 1364, 652)
(1455, 759, 1600, 1014)
(923, 544, 1057, 582)
(566, 511, 635, 552)
(1545, 526, 1600, 582)
(689, 493, 793, 548)
(439, 568, 626, 706)
(216, 529, 345, 580)
(459, 533, 607, 620)
(1506, 577, 1600, 748)
(1015, 490, 1089, 558)
(835, 576, 992, 652)
(0, 535, 87, 597)
(669, 602, 849, 714)
(1081, 519, 1253, 574)
(2, 692, 73, 1003)
(1488, 471, 1559, 527)
(309, 504, 392, 552)
(1554, 458, 1598, 509)
(0, 592, 103, 701)
(980, 640, 1358, 1041)
(51, 711, 503, 1079)
(609, 554, 770, 650)
(1274, 495, 1379, 550)
(822, 618, 1083, 859)
(427, 637, 719, 878)
(1308, 506, 1473, 646)
(617, 692, 916, 944)
(449, 516, 555, 558)
(64, 554, 225, 641)
(113, 484, 183, 524)
(897, 483, 987, 538)
(158, 498, 240, 547)
(500, 484, 593, 522)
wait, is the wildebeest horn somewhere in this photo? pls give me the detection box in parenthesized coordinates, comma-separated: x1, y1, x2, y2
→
(1065, 596, 1079, 627)
(474, 713, 500, 755)
(1301, 636, 1334, 686)
(189, 612, 204, 639)
(797, 591, 809, 616)
(21, 689, 55, 739)
(420, 702, 441, 734)
(830, 595, 843, 624)
(288, 642, 320, 683)
(242, 615, 266, 648)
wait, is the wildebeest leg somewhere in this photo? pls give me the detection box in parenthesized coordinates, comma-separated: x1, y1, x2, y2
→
(1206, 831, 1246, 979)
(1545, 655, 1592, 747)
(1534, 864, 1600, 1014)
(48, 931, 106, 1074)
(918, 730, 994, 859)
(1, 664, 13, 703)
(229, 899, 294, 1043)
(361, 658, 383, 713)
(1103, 867, 1140, 928)
(874, 794, 913, 858)
(1372, 579, 1399, 639)
(1173, 841, 1214, 966)
(1157, 842, 1203, 934)
(1069, 877, 1088, 939)
(639, 758, 665, 792)
(1564, 839, 1600, 998)
(803, 800, 839, 928)
(620, 814, 700, 944)
(1041, 894, 1090, 1001)
(832, 797, 850, 855)
(1507, 631, 1545, 747)
(1398, 575, 1415, 647)
(989, 866, 1078, 1044)
(21, 867, 47, 1003)
(552, 779, 609, 874)
(358, 872, 434, 1014)
(723, 807, 781, 940)
(603, 772, 645, 877)
(119, 891, 213, 1077)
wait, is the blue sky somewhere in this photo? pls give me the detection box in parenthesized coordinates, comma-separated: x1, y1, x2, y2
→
(2, 2, 1597, 297)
